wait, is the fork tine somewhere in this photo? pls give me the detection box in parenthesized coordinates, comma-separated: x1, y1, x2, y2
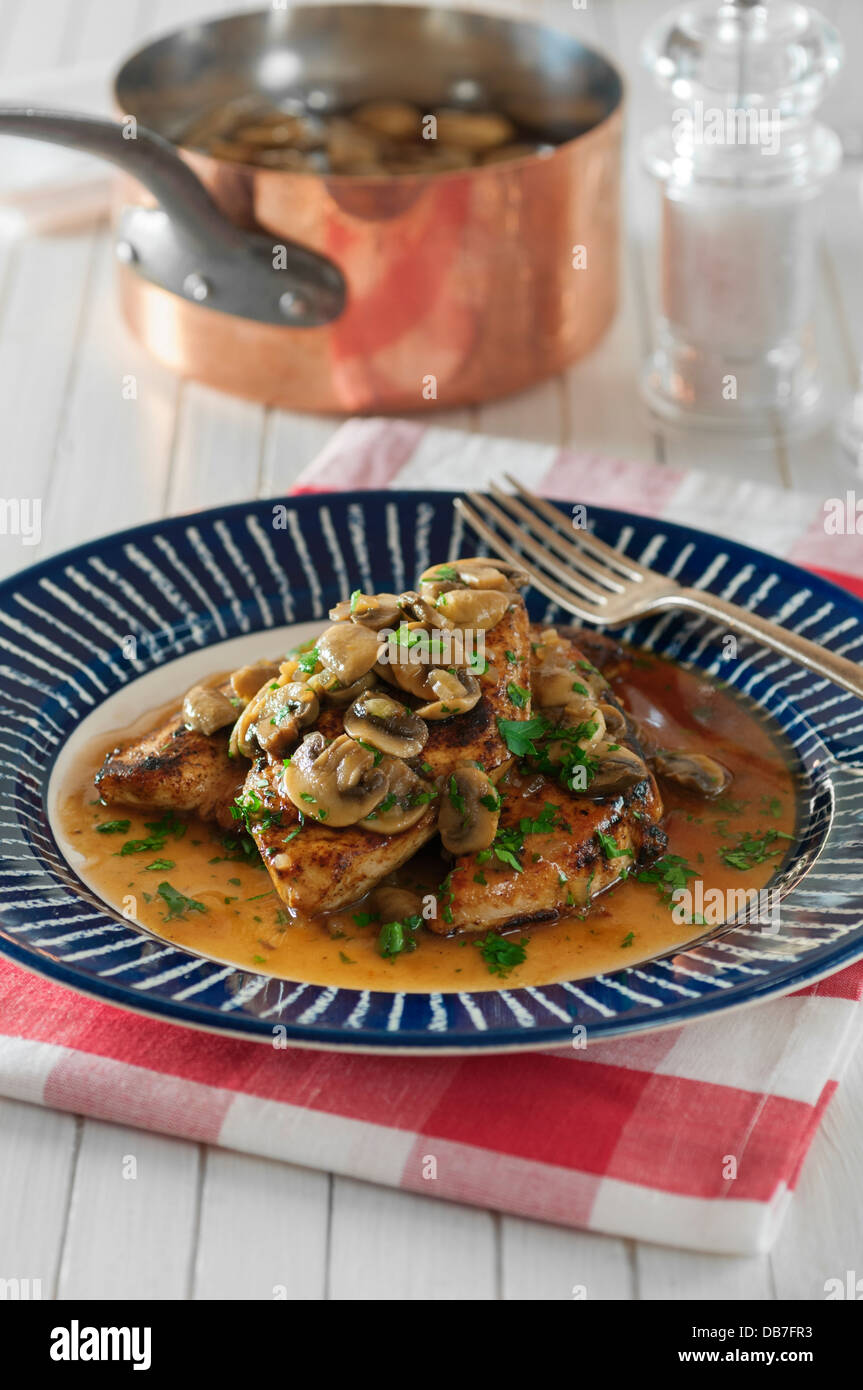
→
(453, 497, 603, 620)
(467, 490, 610, 605)
(487, 483, 625, 594)
(503, 473, 650, 581)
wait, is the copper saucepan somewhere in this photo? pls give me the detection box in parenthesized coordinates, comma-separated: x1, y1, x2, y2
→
(0, 4, 624, 414)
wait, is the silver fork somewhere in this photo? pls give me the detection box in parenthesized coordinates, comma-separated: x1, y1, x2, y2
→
(453, 476, 863, 700)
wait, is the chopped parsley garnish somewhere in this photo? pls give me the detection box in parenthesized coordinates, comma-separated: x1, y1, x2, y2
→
(352, 911, 378, 928)
(507, 680, 530, 709)
(504, 650, 517, 663)
(96, 819, 130, 835)
(620, 931, 635, 948)
(636, 854, 699, 903)
(429, 564, 458, 581)
(377, 914, 422, 958)
(349, 588, 363, 612)
(497, 715, 547, 758)
(117, 812, 187, 857)
(296, 646, 319, 674)
(157, 880, 207, 921)
(474, 931, 529, 978)
(719, 828, 791, 871)
(145, 859, 175, 872)
(597, 829, 633, 860)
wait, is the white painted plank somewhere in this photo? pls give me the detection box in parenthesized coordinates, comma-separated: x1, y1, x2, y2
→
(636, 1246, 773, 1302)
(771, 1027, 863, 1300)
(0, 1097, 77, 1297)
(0, 0, 76, 76)
(328, 1177, 497, 1300)
(56, 1119, 200, 1300)
(168, 383, 264, 515)
(477, 379, 566, 448)
(68, 0, 145, 65)
(42, 229, 179, 555)
(0, 232, 97, 578)
(193, 1149, 328, 1300)
(501, 1218, 634, 1300)
(261, 411, 343, 495)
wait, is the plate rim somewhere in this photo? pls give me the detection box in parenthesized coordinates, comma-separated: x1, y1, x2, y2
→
(1, 487, 861, 1053)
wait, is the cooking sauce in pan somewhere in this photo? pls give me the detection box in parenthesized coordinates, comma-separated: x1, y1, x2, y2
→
(58, 652, 795, 993)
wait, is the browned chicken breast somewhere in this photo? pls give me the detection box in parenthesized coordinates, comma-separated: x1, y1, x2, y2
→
(437, 765, 665, 934)
(432, 624, 666, 934)
(95, 708, 244, 829)
(245, 758, 438, 915)
(244, 592, 533, 914)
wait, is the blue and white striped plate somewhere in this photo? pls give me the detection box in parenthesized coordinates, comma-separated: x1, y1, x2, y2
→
(1, 491, 862, 1053)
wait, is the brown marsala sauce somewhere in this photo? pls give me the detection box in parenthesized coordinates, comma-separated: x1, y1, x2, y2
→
(58, 649, 796, 993)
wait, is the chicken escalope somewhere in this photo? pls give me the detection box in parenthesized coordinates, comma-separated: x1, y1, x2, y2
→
(94, 707, 244, 829)
(434, 627, 666, 934)
(244, 594, 533, 914)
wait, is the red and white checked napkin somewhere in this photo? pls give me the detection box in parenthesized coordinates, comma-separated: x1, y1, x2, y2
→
(1, 420, 862, 1256)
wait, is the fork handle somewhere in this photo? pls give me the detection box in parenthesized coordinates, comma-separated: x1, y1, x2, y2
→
(671, 588, 863, 700)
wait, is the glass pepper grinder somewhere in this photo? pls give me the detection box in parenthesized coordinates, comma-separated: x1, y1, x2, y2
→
(640, 0, 843, 440)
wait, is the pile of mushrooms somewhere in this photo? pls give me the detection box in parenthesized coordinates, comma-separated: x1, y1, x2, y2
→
(528, 628, 651, 799)
(187, 561, 525, 840)
(183, 95, 554, 177)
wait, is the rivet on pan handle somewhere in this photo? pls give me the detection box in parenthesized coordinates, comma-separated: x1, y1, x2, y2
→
(0, 107, 347, 326)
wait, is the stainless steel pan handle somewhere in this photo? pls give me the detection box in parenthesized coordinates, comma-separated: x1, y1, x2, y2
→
(0, 108, 346, 326)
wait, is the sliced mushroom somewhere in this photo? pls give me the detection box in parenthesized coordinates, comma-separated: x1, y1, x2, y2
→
(327, 117, 386, 173)
(368, 885, 424, 922)
(282, 732, 386, 826)
(328, 591, 402, 630)
(432, 587, 509, 630)
(397, 591, 455, 630)
(553, 698, 607, 756)
(182, 683, 238, 736)
(344, 689, 428, 757)
(415, 669, 481, 720)
(438, 763, 500, 854)
(305, 666, 342, 698)
(255, 683, 320, 758)
(353, 99, 421, 141)
(374, 652, 436, 701)
(434, 109, 516, 151)
(587, 743, 650, 798)
(653, 749, 731, 799)
(323, 671, 376, 707)
(230, 661, 281, 704)
(586, 745, 644, 800)
(598, 702, 628, 740)
(418, 558, 529, 593)
(316, 622, 384, 686)
(230, 680, 319, 759)
(534, 660, 587, 708)
(358, 755, 434, 834)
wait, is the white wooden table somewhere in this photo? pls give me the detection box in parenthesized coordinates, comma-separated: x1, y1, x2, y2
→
(1, 0, 862, 1301)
